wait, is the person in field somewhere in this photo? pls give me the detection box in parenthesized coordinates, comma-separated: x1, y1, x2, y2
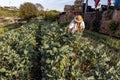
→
(68, 15, 85, 34)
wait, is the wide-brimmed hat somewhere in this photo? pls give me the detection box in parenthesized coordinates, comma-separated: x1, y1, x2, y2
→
(74, 15, 83, 23)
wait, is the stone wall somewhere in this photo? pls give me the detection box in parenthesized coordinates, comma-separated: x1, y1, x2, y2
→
(84, 12, 96, 29)
(58, 12, 67, 23)
(74, 0, 83, 15)
(100, 10, 120, 38)
(59, 0, 83, 23)
(113, 10, 120, 21)
(84, 11, 102, 30)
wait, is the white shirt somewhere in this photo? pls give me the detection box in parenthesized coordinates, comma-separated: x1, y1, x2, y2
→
(68, 19, 85, 30)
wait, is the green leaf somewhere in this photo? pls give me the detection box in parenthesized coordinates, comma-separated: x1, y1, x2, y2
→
(0, 68, 6, 72)
(47, 74, 53, 77)
(46, 59, 51, 64)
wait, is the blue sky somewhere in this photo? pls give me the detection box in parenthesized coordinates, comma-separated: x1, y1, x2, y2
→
(0, 0, 112, 11)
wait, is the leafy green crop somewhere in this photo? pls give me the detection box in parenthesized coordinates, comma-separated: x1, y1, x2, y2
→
(39, 22, 120, 79)
(109, 21, 119, 31)
(0, 20, 120, 80)
(0, 23, 38, 80)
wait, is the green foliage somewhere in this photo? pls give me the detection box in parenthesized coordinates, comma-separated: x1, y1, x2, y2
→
(0, 23, 38, 79)
(109, 21, 119, 31)
(44, 10, 59, 22)
(0, 28, 5, 34)
(0, 28, 8, 34)
(0, 20, 120, 79)
(59, 21, 69, 28)
(83, 31, 120, 50)
(38, 10, 44, 16)
(0, 8, 19, 17)
(0, 44, 30, 80)
(39, 22, 120, 79)
(19, 2, 39, 22)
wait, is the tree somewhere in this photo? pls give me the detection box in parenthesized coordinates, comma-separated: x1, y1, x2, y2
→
(19, 2, 38, 21)
(35, 3, 44, 11)
(44, 10, 60, 22)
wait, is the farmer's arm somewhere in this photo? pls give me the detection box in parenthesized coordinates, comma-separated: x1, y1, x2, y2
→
(68, 20, 74, 33)
(80, 21, 85, 32)
(68, 27, 70, 32)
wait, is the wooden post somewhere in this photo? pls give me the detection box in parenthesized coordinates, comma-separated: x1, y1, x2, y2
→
(84, 0, 88, 18)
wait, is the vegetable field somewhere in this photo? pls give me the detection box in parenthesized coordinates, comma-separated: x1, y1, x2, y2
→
(0, 20, 120, 80)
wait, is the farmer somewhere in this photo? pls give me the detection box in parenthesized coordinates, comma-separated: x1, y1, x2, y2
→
(68, 15, 85, 34)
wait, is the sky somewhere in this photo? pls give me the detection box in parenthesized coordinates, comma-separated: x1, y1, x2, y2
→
(0, 0, 113, 11)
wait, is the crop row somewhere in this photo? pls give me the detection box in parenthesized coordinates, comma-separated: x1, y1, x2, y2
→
(0, 21, 120, 80)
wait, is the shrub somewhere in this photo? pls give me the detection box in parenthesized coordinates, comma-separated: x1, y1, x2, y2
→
(0, 28, 8, 34)
(109, 21, 119, 31)
(44, 10, 59, 22)
(59, 21, 69, 28)
(19, 2, 39, 22)
(0, 8, 18, 17)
